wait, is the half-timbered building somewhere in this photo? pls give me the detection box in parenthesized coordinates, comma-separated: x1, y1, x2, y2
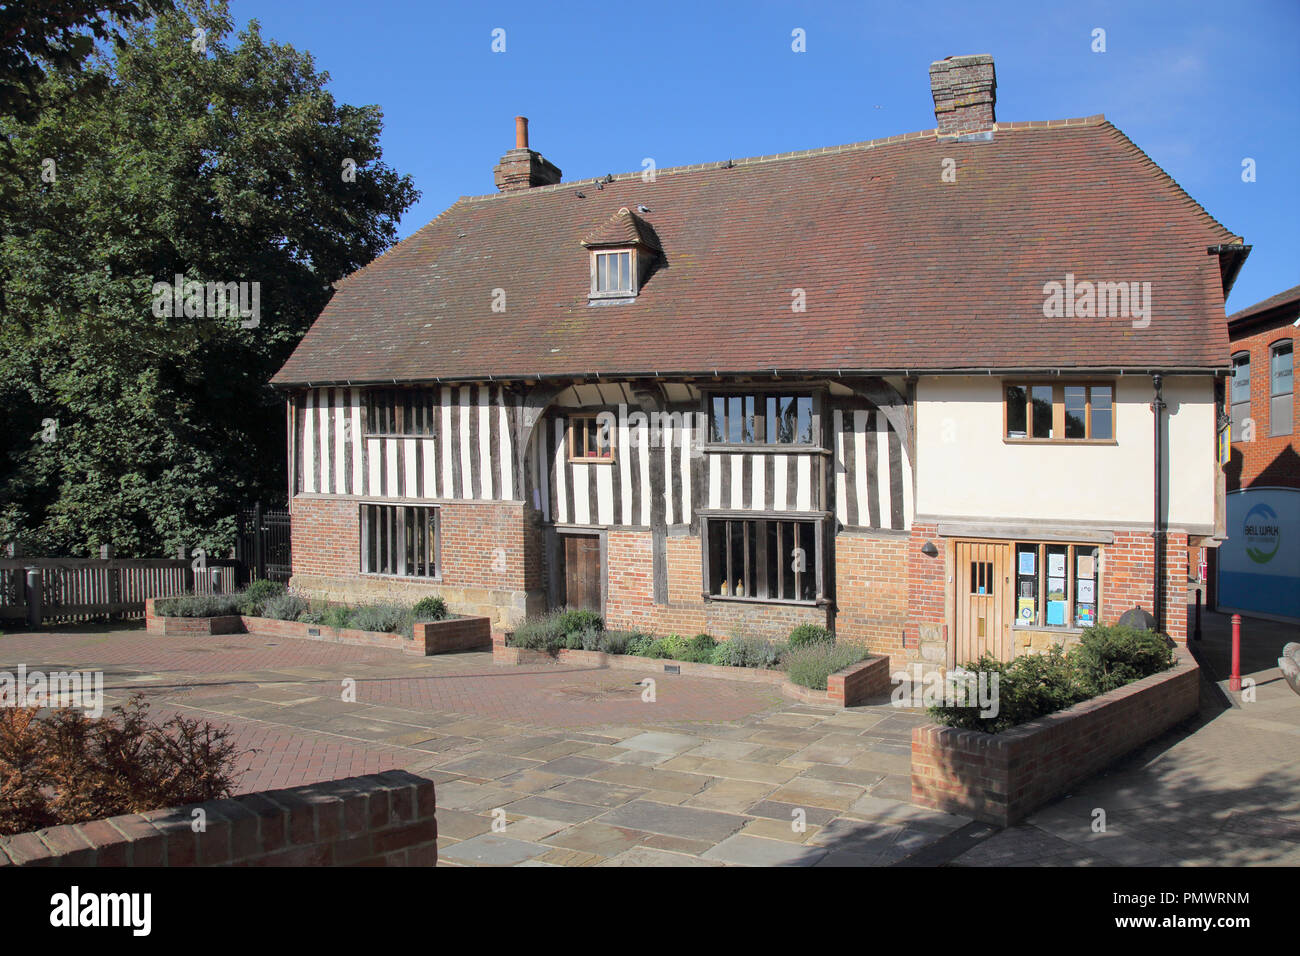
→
(272, 55, 1245, 672)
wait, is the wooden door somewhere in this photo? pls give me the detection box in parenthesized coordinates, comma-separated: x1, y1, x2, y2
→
(954, 541, 1013, 664)
(563, 535, 602, 613)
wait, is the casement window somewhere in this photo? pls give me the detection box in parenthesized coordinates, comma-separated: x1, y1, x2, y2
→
(360, 504, 440, 578)
(1004, 383, 1114, 442)
(567, 414, 615, 462)
(590, 249, 634, 297)
(1230, 353, 1251, 440)
(707, 393, 815, 446)
(367, 389, 436, 436)
(703, 515, 823, 603)
(1270, 341, 1293, 436)
(1013, 542, 1099, 629)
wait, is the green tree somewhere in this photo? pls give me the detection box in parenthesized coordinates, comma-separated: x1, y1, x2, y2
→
(0, 1, 418, 557)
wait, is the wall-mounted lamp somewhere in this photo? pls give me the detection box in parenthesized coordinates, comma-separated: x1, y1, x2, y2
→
(920, 540, 939, 557)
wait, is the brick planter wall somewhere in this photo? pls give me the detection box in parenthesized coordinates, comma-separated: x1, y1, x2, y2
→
(0, 771, 436, 867)
(145, 600, 489, 656)
(492, 634, 887, 707)
(911, 647, 1200, 826)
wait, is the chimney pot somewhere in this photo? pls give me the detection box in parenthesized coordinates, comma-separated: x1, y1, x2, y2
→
(493, 116, 562, 192)
(929, 54, 997, 135)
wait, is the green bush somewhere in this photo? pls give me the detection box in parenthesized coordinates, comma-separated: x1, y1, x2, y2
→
(348, 604, 410, 635)
(680, 633, 717, 663)
(1072, 625, 1174, 695)
(237, 579, 286, 617)
(710, 636, 780, 669)
(262, 592, 307, 621)
(509, 615, 566, 653)
(783, 643, 871, 690)
(412, 596, 448, 621)
(928, 626, 1178, 733)
(787, 624, 834, 648)
(626, 633, 657, 657)
(153, 594, 241, 618)
(598, 630, 636, 655)
(555, 609, 603, 636)
(321, 605, 353, 629)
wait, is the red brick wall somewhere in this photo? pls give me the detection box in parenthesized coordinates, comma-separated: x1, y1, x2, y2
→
(911, 648, 1199, 826)
(1103, 530, 1190, 641)
(290, 495, 540, 592)
(1227, 316, 1298, 491)
(604, 529, 827, 641)
(0, 771, 437, 867)
(832, 531, 909, 661)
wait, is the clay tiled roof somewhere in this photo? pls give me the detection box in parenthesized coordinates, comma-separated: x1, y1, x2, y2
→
(581, 206, 661, 251)
(272, 116, 1241, 387)
(1228, 283, 1300, 325)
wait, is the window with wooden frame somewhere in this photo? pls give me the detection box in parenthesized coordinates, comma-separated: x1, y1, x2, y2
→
(707, 393, 815, 446)
(567, 414, 615, 463)
(703, 515, 822, 603)
(1269, 340, 1293, 436)
(1012, 542, 1099, 629)
(1004, 382, 1114, 442)
(1229, 352, 1251, 440)
(360, 504, 440, 578)
(367, 389, 437, 437)
(590, 249, 635, 297)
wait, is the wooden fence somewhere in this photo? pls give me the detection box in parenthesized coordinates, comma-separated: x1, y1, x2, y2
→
(0, 547, 240, 626)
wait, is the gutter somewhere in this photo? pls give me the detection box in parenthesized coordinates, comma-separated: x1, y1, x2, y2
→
(272, 365, 1231, 390)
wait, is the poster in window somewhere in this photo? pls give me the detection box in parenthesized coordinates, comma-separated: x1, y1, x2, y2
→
(1077, 578, 1096, 603)
(1046, 601, 1066, 626)
(1017, 598, 1035, 623)
(1048, 552, 1066, 577)
(1077, 553, 1095, 577)
(1018, 550, 1036, 575)
(1076, 604, 1096, 625)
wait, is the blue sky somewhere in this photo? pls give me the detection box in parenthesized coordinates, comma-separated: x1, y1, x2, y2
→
(233, 0, 1298, 312)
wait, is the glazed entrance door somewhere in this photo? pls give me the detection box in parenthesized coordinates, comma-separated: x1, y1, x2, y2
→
(954, 541, 1013, 664)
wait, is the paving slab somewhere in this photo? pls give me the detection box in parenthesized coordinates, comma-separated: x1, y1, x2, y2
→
(439, 833, 550, 866)
(702, 833, 829, 866)
(597, 800, 750, 843)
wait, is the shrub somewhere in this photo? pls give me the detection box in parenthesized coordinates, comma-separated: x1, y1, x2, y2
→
(237, 579, 286, 617)
(509, 615, 566, 653)
(262, 592, 308, 621)
(320, 605, 353, 629)
(783, 643, 870, 690)
(1072, 625, 1174, 695)
(626, 633, 657, 657)
(598, 630, 636, 655)
(412, 596, 448, 622)
(153, 594, 241, 618)
(0, 695, 244, 837)
(710, 636, 780, 669)
(348, 604, 411, 635)
(788, 624, 834, 648)
(680, 633, 717, 663)
(555, 609, 603, 636)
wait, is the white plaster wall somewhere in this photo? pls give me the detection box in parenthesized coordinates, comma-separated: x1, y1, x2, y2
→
(915, 375, 1216, 529)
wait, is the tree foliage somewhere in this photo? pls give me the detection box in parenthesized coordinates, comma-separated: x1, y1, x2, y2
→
(0, 1, 418, 557)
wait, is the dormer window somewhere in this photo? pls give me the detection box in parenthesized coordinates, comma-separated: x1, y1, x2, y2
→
(581, 206, 661, 301)
(591, 249, 634, 297)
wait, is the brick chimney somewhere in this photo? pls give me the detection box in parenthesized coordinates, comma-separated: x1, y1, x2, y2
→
(929, 55, 996, 135)
(493, 116, 562, 191)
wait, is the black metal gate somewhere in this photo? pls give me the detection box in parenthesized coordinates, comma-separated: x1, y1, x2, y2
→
(236, 503, 292, 584)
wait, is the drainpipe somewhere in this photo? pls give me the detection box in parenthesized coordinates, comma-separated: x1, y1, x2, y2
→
(1150, 374, 1166, 632)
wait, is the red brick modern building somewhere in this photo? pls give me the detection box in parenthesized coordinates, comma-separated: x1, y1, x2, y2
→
(1216, 284, 1299, 620)
(272, 54, 1245, 672)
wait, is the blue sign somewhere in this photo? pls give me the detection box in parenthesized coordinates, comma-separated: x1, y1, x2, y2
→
(1219, 488, 1300, 621)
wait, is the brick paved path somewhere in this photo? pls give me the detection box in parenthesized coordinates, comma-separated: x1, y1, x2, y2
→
(0, 623, 960, 866)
